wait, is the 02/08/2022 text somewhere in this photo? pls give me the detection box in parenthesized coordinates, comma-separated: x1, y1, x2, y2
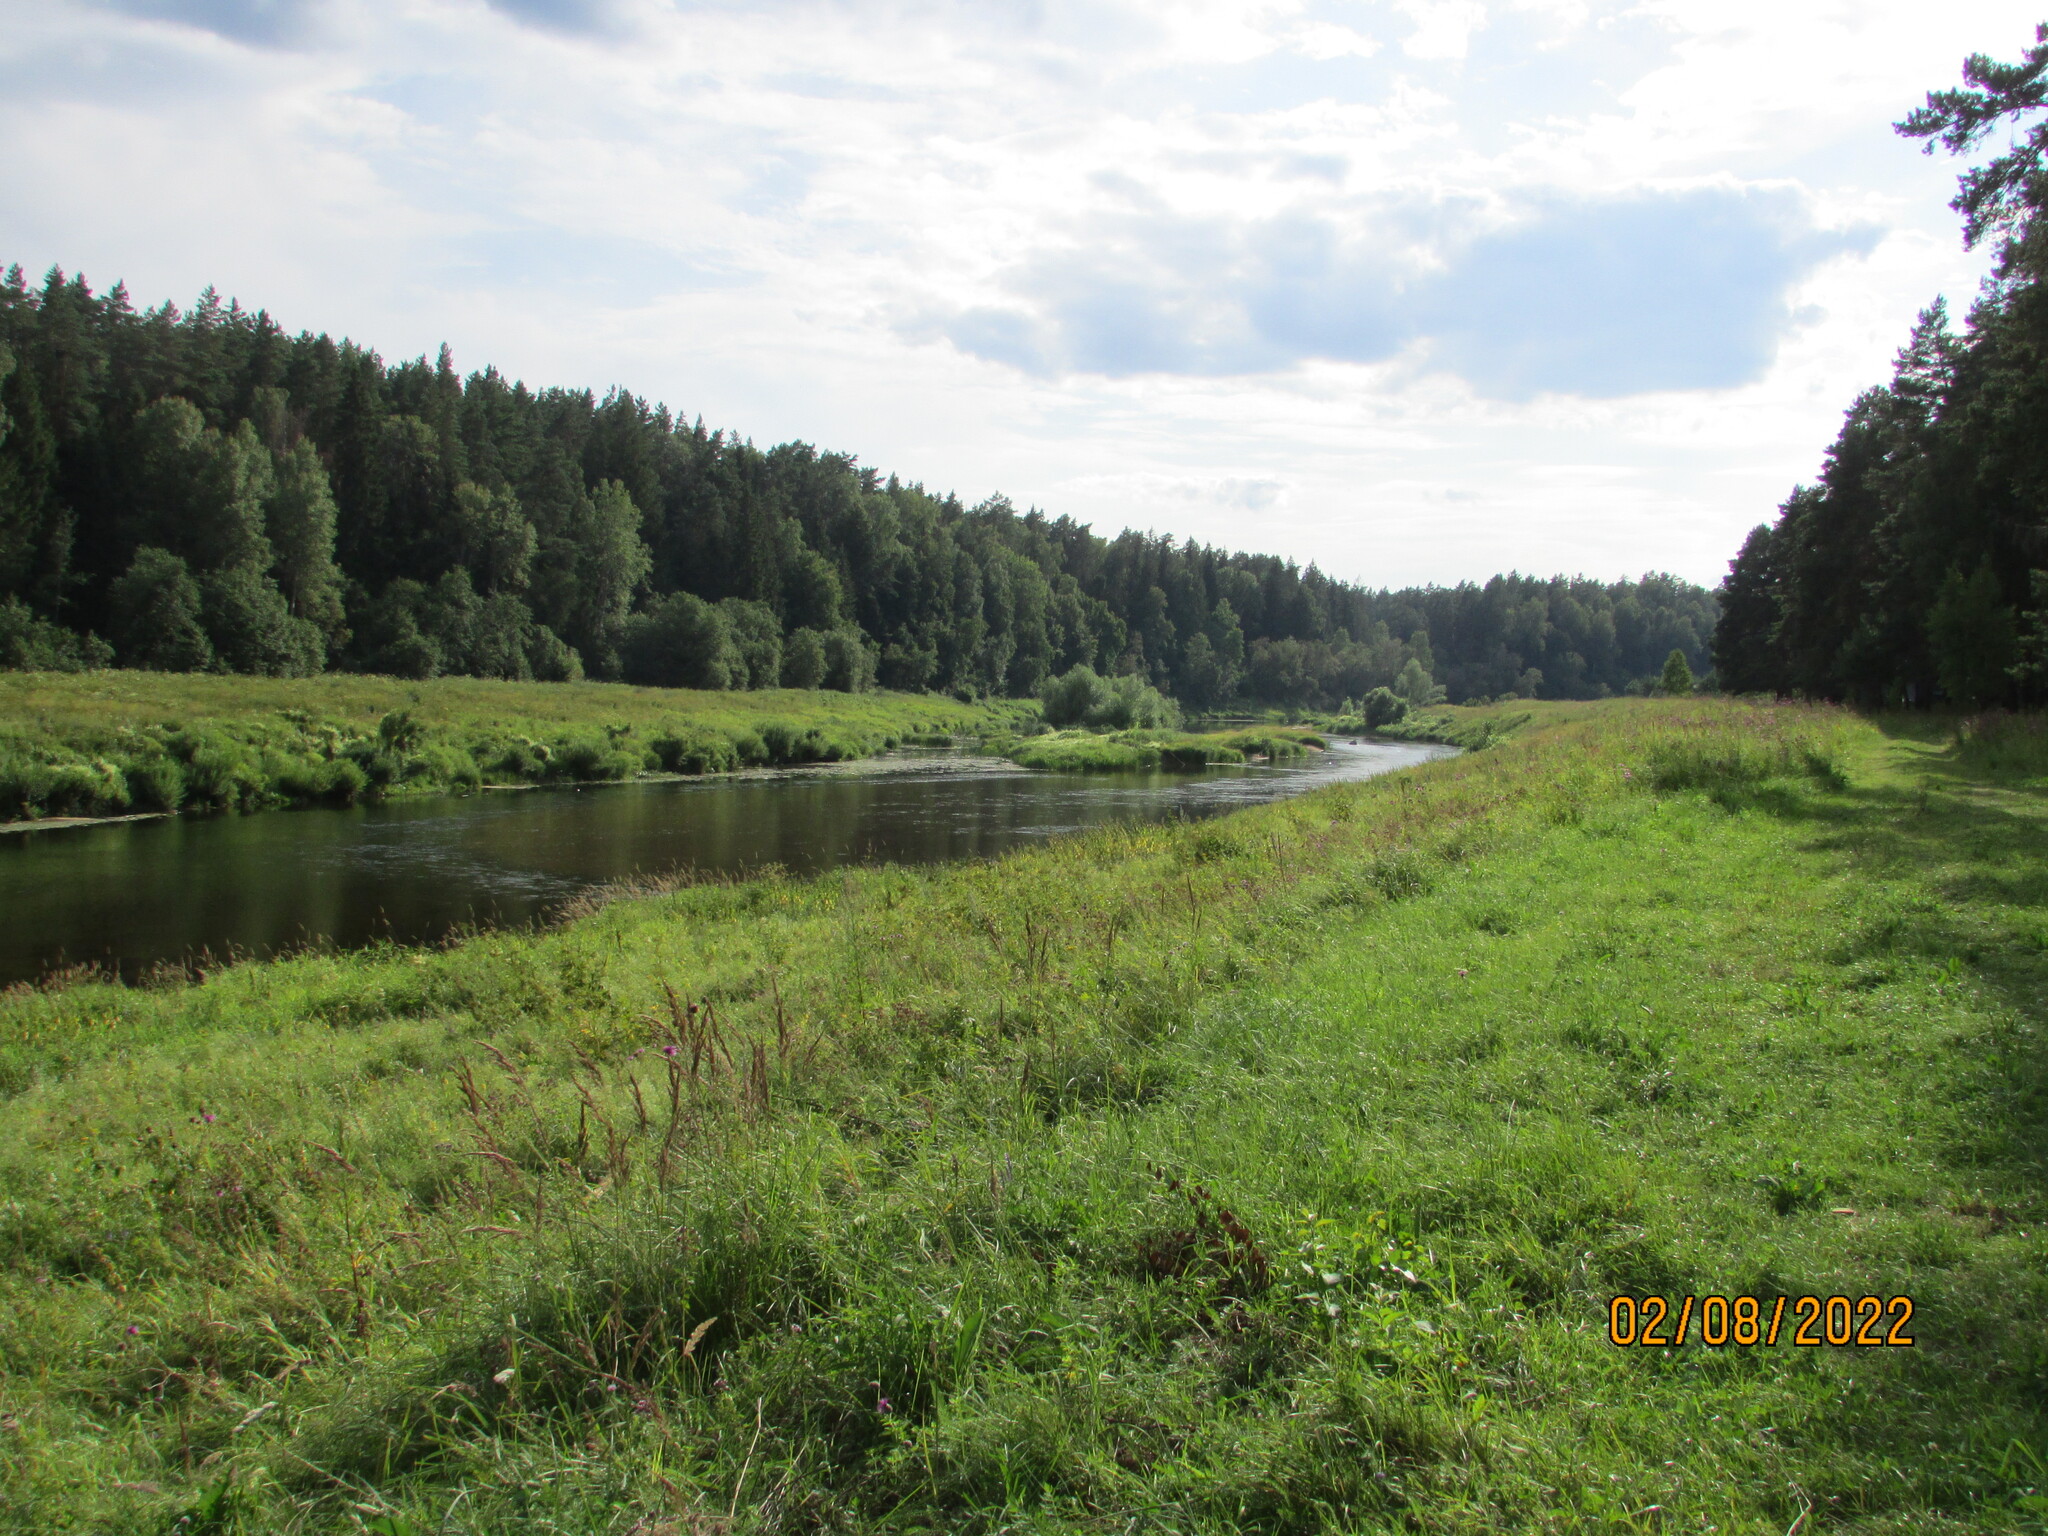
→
(1607, 1294, 1914, 1348)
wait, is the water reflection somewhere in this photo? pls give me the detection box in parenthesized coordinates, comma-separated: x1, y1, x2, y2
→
(0, 740, 1452, 984)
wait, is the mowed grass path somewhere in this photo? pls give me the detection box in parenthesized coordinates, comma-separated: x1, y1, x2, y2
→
(1205, 722, 2048, 1530)
(1, 701, 2044, 1532)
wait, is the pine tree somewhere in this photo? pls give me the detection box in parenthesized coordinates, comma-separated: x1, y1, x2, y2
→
(266, 439, 348, 644)
(1929, 561, 2017, 706)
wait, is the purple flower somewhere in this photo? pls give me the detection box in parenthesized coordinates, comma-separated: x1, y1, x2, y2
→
(201, 1113, 217, 1124)
(126, 1325, 139, 1336)
(662, 1045, 679, 1058)
(877, 1395, 892, 1414)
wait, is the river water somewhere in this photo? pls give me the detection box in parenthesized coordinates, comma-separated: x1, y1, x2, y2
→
(0, 738, 1452, 985)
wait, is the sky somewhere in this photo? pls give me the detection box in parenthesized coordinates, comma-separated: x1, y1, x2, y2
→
(0, 0, 2034, 591)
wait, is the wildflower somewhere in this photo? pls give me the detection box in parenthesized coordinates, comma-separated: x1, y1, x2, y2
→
(126, 1325, 139, 1336)
(201, 1112, 217, 1124)
(877, 1395, 893, 1414)
(662, 1044, 679, 1058)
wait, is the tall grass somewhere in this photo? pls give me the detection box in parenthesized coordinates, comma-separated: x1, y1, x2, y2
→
(1954, 709, 2048, 780)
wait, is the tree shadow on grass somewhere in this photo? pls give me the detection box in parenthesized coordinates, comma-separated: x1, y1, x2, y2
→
(1681, 744, 2048, 1505)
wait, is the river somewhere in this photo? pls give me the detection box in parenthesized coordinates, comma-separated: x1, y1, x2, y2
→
(0, 738, 1452, 985)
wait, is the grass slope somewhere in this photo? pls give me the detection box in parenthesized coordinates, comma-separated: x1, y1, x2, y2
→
(0, 671, 1029, 823)
(1, 699, 2045, 1532)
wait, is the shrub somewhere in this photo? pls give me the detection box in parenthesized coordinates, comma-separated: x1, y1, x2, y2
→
(546, 736, 639, 782)
(182, 735, 268, 811)
(1039, 666, 1181, 731)
(621, 593, 740, 690)
(1041, 665, 1104, 727)
(317, 757, 370, 803)
(344, 741, 401, 788)
(649, 730, 740, 775)
(405, 742, 482, 791)
(780, 627, 828, 689)
(820, 627, 877, 692)
(277, 756, 372, 805)
(758, 721, 860, 764)
(526, 624, 584, 683)
(108, 547, 215, 672)
(1363, 687, 1408, 728)
(123, 755, 186, 812)
(486, 737, 551, 781)
(0, 598, 113, 673)
(0, 757, 131, 818)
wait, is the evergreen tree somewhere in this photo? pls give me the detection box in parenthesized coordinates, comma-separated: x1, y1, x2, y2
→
(1710, 525, 1781, 693)
(0, 341, 71, 616)
(1928, 560, 2017, 705)
(1713, 28, 2048, 707)
(0, 265, 1722, 703)
(266, 438, 347, 644)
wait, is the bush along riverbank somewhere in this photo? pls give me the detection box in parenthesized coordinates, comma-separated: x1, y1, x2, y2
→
(989, 724, 1327, 772)
(0, 670, 1032, 822)
(6, 697, 2048, 1531)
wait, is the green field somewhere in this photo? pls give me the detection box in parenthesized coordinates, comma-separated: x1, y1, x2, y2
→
(0, 671, 1032, 823)
(3, 698, 2045, 1532)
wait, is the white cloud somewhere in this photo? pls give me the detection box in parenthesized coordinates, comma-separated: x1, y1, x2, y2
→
(0, 0, 2021, 586)
(1397, 0, 1489, 60)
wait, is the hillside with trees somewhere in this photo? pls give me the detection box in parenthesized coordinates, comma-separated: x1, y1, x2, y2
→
(1713, 26, 2048, 707)
(0, 270, 1713, 706)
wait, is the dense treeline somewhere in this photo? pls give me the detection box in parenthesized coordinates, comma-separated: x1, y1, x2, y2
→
(0, 269, 1713, 706)
(1713, 25, 2048, 707)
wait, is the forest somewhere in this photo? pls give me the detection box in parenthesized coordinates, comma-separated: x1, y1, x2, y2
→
(0, 269, 1715, 709)
(1712, 26, 2048, 707)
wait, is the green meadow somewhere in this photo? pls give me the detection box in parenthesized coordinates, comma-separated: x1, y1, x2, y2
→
(2, 697, 2045, 1532)
(0, 671, 1030, 824)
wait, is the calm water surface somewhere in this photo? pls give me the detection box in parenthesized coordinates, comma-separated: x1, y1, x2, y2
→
(0, 739, 1452, 984)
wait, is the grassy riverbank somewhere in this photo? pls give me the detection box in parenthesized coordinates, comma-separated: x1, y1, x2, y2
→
(3, 697, 2046, 1532)
(0, 671, 1030, 823)
(1368, 702, 1549, 751)
(996, 725, 1326, 772)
